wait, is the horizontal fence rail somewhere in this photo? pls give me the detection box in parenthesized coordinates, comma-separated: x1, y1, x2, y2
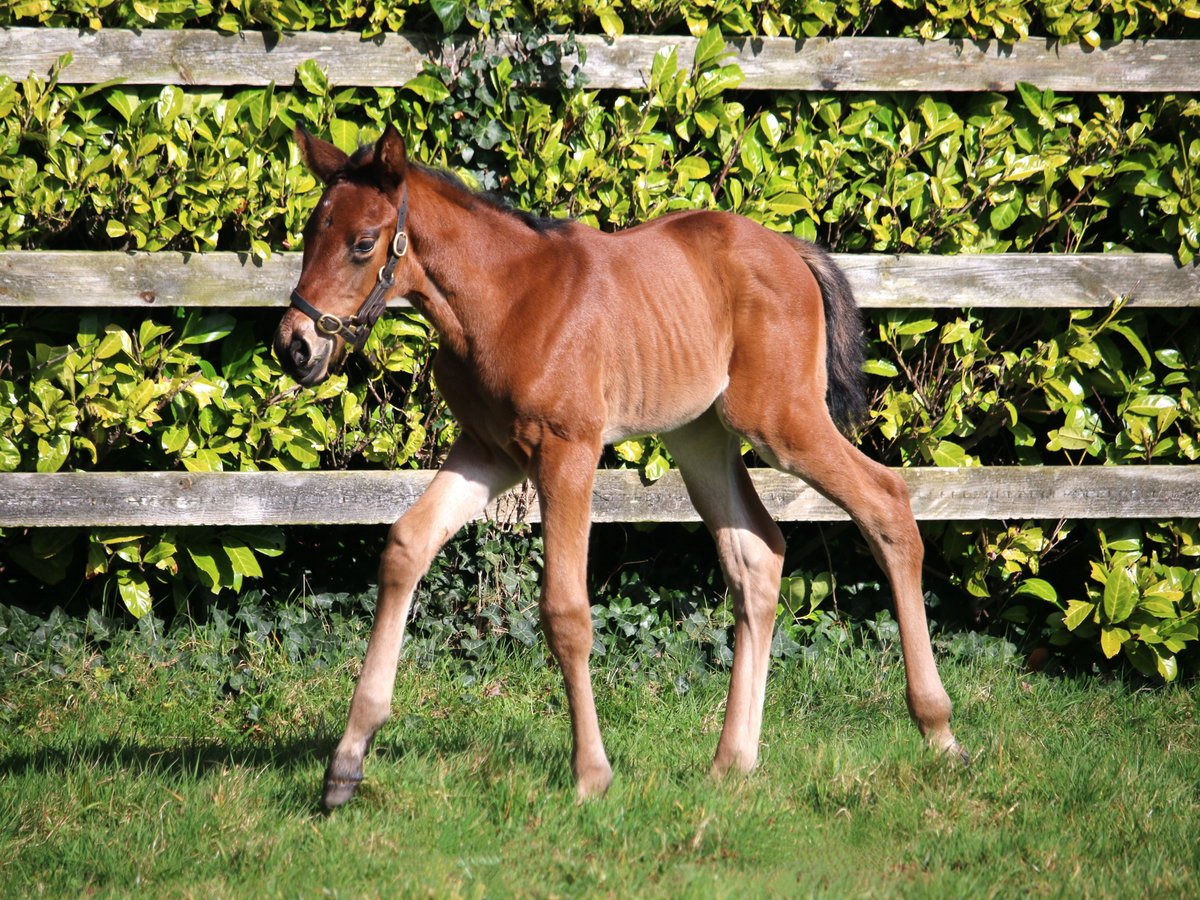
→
(2, 27, 1196, 534)
(1, 251, 1196, 310)
(1, 467, 1197, 528)
(3, 28, 1199, 92)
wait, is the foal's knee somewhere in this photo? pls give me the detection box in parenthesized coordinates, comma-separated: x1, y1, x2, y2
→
(539, 592, 593, 662)
(379, 518, 437, 589)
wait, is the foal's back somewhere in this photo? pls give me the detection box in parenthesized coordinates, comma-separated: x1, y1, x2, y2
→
(501, 209, 828, 444)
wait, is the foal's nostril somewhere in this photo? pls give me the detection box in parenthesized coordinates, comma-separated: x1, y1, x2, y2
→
(290, 336, 311, 369)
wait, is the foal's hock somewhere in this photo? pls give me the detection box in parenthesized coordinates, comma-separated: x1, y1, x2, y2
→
(271, 125, 965, 811)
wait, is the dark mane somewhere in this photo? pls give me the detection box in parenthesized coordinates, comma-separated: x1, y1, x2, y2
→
(342, 146, 568, 235)
(416, 164, 570, 235)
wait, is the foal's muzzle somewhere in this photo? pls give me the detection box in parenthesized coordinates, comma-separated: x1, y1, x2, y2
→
(273, 310, 336, 386)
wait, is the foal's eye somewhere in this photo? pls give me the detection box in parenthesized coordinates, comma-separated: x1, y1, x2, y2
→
(353, 238, 377, 255)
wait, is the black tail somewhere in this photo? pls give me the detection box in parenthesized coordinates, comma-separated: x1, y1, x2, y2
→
(787, 238, 868, 434)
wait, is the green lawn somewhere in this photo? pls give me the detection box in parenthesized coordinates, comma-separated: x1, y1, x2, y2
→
(2, 631, 1197, 897)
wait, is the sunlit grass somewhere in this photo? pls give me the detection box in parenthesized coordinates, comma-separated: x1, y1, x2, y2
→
(2, 633, 1198, 897)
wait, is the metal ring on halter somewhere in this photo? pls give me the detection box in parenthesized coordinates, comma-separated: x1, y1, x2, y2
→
(316, 313, 345, 336)
(377, 265, 392, 285)
(392, 231, 408, 257)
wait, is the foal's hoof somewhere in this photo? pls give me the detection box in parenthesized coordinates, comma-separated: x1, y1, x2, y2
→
(933, 738, 971, 768)
(321, 761, 364, 812)
(574, 762, 613, 802)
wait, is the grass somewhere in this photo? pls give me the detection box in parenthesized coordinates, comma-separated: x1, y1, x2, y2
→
(2, 626, 1198, 898)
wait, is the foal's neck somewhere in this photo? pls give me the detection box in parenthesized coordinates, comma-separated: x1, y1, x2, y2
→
(405, 167, 546, 356)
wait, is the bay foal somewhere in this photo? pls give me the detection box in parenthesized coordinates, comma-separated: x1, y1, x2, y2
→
(273, 125, 964, 811)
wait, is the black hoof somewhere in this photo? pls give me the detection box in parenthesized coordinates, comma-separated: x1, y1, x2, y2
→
(321, 761, 363, 812)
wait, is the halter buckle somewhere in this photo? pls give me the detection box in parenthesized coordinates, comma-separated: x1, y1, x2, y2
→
(316, 313, 345, 337)
(392, 230, 408, 257)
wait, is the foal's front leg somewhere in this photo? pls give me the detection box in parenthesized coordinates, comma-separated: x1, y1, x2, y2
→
(322, 437, 521, 811)
(533, 434, 612, 799)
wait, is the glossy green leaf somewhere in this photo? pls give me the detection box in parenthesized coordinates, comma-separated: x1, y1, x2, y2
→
(1102, 568, 1139, 625)
(1063, 599, 1096, 631)
(1100, 625, 1128, 658)
(1014, 578, 1057, 605)
(117, 571, 153, 619)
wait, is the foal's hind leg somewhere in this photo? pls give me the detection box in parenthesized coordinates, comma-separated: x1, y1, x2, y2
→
(663, 409, 785, 776)
(322, 436, 522, 811)
(723, 398, 964, 760)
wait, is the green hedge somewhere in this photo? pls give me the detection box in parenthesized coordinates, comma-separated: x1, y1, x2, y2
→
(1, 25, 1197, 678)
(4, 49, 1199, 260)
(3, 0, 1199, 44)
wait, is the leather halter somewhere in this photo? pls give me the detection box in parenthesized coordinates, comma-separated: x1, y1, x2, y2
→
(289, 186, 409, 350)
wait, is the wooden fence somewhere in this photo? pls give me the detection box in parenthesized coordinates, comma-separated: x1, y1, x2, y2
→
(3, 28, 1199, 92)
(1, 28, 1197, 529)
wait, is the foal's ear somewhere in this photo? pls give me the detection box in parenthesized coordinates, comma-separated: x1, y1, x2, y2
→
(373, 124, 408, 193)
(294, 125, 348, 184)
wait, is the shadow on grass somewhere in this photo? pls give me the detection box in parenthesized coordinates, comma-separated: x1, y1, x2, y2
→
(0, 719, 583, 810)
(0, 732, 333, 781)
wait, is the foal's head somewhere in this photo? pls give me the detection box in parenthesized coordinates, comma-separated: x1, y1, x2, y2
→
(273, 125, 416, 386)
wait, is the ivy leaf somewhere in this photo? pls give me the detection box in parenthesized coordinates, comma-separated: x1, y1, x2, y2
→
(404, 74, 451, 103)
(430, 0, 464, 32)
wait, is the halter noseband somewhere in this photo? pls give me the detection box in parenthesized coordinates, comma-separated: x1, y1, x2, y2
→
(289, 186, 409, 350)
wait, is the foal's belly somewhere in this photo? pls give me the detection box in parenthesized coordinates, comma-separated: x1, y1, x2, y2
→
(600, 373, 729, 445)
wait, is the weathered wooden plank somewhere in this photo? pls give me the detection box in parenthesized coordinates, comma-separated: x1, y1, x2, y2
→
(0, 250, 303, 309)
(3, 28, 1198, 92)
(834, 253, 1200, 309)
(1, 250, 1195, 310)
(0, 467, 1195, 527)
(570, 34, 1200, 93)
(0, 27, 437, 87)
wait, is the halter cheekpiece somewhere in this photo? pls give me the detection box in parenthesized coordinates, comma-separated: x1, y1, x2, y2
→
(289, 186, 409, 350)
